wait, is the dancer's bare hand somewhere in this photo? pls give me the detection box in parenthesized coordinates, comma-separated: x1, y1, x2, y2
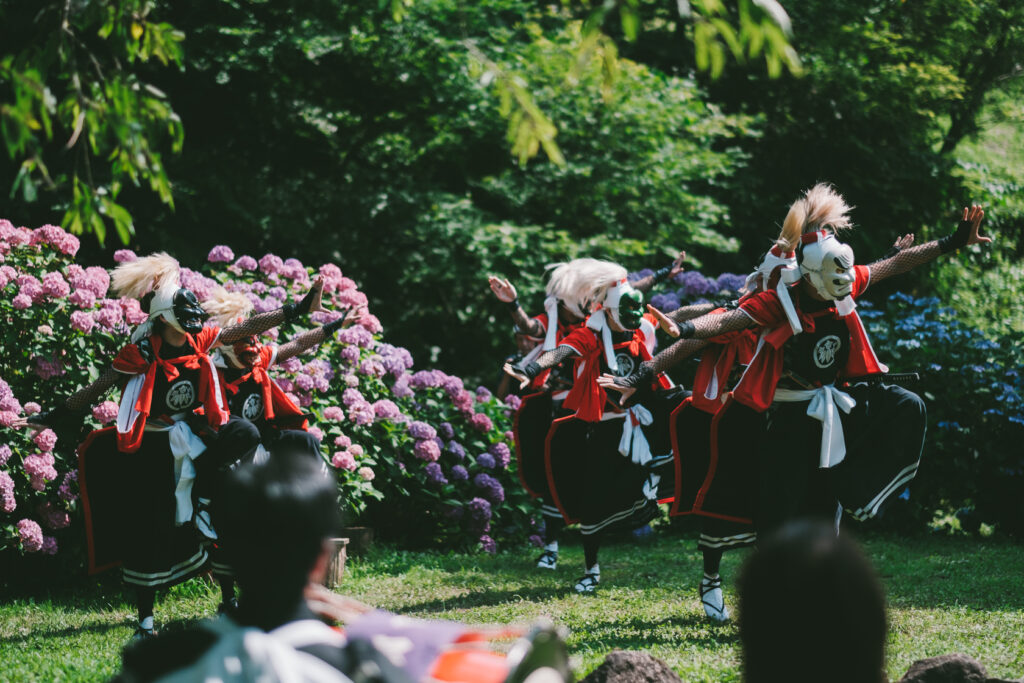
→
(307, 276, 327, 314)
(597, 373, 636, 406)
(488, 276, 517, 303)
(304, 583, 372, 624)
(893, 234, 915, 250)
(647, 304, 680, 337)
(503, 362, 531, 390)
(9, 417, 46, 433)
(962, 205, 990, 246)
(668, 250, 687, 279)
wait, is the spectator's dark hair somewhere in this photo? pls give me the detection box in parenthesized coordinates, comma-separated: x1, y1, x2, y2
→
(737, 520, 887, 683)
(213, 450, 340, 598)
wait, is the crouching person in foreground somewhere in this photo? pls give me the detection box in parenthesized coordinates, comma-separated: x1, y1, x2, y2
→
(116, 451, 412, 682)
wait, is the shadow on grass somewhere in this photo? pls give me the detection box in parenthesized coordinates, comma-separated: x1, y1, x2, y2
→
(1, 614, 136, 645)
(400, 585, 570, 612)
(568, 613, 740, 651)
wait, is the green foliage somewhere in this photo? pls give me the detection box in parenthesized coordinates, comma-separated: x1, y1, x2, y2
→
(0, 1, 184, 245)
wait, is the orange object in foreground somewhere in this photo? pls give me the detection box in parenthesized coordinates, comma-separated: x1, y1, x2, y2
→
(429, 649, 510, 683)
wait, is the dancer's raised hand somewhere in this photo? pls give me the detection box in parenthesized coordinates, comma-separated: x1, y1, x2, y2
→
(668, 250, 687, 280)
(488, 276, 517, 303)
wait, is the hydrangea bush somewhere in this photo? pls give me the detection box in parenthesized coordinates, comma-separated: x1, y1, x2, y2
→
(1, 220, 539, 572)
(635, 268, 1024, 534)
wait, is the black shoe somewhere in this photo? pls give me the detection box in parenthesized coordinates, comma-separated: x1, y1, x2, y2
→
(573, 572, 600, 594)
(130, 626, 158, 643)
(535, 549, 558, 570)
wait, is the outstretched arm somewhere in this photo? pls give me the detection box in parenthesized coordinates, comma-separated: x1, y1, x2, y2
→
(11, 365, 123, 439)
(220, 277, 327, 346)
(502, 345, 580, 390)
(632, 250, 686, 293)
(598, 338, 710, 404)
(869, 206, 988, 285)
(671, 308, 756, 341)
(667, 301, 718, 323)
(488, 276, 545, 337)
(276, 309, 361, 363)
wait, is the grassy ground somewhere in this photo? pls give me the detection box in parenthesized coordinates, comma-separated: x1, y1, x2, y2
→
(2, 529, 1022, 682)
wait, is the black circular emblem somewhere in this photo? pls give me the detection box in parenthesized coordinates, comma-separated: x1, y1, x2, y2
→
(614, 352, 636, 378)
(241, 393, 264, 421)
(166, 380, 196, 411)
(813, 335, 842, 369)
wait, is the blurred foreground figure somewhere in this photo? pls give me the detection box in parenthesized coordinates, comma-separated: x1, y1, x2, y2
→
(737, 520, 887, 683)
(117, 450, 573, 683)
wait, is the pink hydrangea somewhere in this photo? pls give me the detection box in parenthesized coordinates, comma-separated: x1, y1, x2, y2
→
(24, 402, 41, 415)
(32, 429, 57, 453)
(68, 265, 110, 298)
(120, 297, 148, 325)
(358, 358, 385, 378)
(0, 470, 16, 513)
(0, 265, 16, 287)
(17, 274, 44, 301)
(336, 289, 368, 309)
(42, 272, 70, 298)
(41, 536, 58, 555)
(93, 401, 119, 424)
(70, 311, 95, 333)
(0, 396, 20, 413)
(470, 413, 494, 433)
(94, 301, 124, 330)
(18, 519, 45, 552)
(358, 313, 383, 334)
(285, 392, 302, 407)
(298, 392, 313, 408)
(12, 293, 32, 310)
(348, 444, 364, 457)
(322, 406, 345, 422)
(68, 287, 96, 308)
(38, 501, 70, 530)
(391, 376, 413, 399)
(24, 453, 58, 490)
(114, 249, 137, 263)
(453, 390, 474, 414)
(333, 434, 352, 449)
(357, 467, 375, 482)
(348, 402, 375, 426)
(332, 451, 357, 471)
(0, 411, 18, 427)
(207, 245, 235, 262)
(0, 444, 12, 467)
(413, 439, 441, 462)
(372, 399, 401, 420)
(5, 226, 31, 248)
(234, 255, 258, 271)
(259, 253, 284, 274)
(30, 224, 79, 256)
(307, 425, 324, 442)
(294, 374, 314, 392)
(36, 324, 52, 335)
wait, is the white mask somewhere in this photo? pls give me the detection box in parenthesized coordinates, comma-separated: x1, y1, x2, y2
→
(800, 231, 856, 301)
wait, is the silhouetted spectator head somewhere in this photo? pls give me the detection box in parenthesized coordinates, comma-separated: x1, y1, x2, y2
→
(737, 520, 887, 683)
(213, 450, 339, 600)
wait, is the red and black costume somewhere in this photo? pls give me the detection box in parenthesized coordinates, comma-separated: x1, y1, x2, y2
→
(78, 326, 261, 588)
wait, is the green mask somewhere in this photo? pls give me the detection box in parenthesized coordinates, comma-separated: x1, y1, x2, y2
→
(614, 289, 645, 330)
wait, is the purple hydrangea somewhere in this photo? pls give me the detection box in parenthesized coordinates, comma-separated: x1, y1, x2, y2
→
(438, 422, 455, 440)
(348, 402, 375, 426)
(476, 453, 496, 469)
(716, 272, 747, 294)
(504, 394, 522, 411)
(467, 497, 492, 522)
(650, 292, 681, 313)
(489, 442, 511, 468)
(408, 370, 444, 389)
(475, 385, 492, 401)
(629, 268, 655, 283)
(341, 388, 365, 407)
(407, 421, 437, 441)
(259, 253, 284, 274)
(391, 376, 413, 399)
(234, 255, 258, 271)
(446, 441, 466, 460)
(338, 326, 374, 349)
(450, 465, 469, 481)
(473, 473, 505, 504)
(17, 519, 44, 552)
(528, 534, 544, 548)
(675, 271, 719, 298)
(425, 462, 448, 485)
(479, 535, 496, 554)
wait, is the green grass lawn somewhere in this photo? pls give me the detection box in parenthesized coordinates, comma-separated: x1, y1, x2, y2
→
(2, 530, 1023, 682)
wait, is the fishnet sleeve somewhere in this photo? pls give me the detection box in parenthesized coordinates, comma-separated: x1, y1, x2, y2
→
(867, 241, 942, 284)
(520, 344, 580, 379)
(276, 327, 327, 362)
(612, 338, 710, 393)
(66, 365, 123, 411)
(667, 302, 717, 323)
(220, 309, 287, 345)
(678, 308, 755, 340)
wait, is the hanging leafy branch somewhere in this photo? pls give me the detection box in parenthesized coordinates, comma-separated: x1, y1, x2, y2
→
(0, 0, 183, 245)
